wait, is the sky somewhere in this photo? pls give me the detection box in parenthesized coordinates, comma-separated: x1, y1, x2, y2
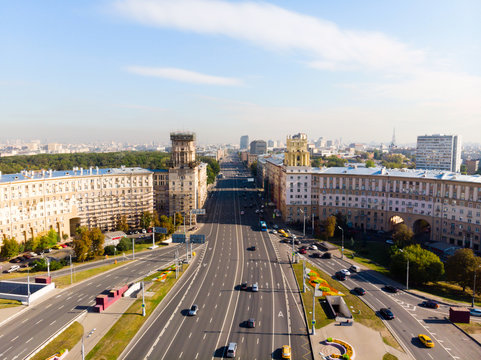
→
(1, 0, 481, 146)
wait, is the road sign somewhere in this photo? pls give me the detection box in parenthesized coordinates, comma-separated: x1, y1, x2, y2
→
(172, 234, 186, 243)
(311, 320, 316, 325)
(155, 227, 168, 234)
(191, 209, 206, 215)
(190, 234, 206, 244)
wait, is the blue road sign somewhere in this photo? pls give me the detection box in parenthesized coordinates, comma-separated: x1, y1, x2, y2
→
(191, 209, 206, 215)
(155, 227, 168, 234)
(172, 234, 186, 243)
(190, 234, 206, 244)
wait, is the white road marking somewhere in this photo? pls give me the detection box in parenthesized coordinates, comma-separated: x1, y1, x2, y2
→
(50, 320, 56, 326)
(26, 337, 33, 343)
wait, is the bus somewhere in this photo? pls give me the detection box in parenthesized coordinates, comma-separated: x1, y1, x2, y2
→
(260, 221, 267, 232)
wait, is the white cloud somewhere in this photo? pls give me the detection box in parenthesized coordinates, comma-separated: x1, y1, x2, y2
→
(125, 66, 243, 86)
(113, 0, 426, 73)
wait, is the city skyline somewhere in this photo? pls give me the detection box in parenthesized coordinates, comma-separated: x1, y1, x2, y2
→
(1, 1, 480, 144)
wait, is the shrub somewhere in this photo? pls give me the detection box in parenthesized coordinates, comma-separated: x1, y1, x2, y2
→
(116, 237, 131, 252)
(104, 245, 116, 256)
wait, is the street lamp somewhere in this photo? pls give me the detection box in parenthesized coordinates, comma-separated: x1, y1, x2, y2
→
(337, 226, 344, 259)
(473, 265, 481, 307)
(299, 209, 306, 238)
(399, 249, 409, 290)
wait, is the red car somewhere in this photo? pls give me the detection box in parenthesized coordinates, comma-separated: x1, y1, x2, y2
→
(61, 244, 68, 248)
(299, 248, 307, 254)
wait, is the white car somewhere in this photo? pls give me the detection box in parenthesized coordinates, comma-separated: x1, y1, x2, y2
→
(470, 308, 481, 317)
(386, 239, 394, 245)
(309, 245, 318, 250)
(188, 304, 199, 316)
(252, 283, 259, 292)
(270, 230, 277, 234)
(340, 269, 351, 276)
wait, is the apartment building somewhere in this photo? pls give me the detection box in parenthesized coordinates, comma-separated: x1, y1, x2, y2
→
(0, 167, 154, 243)
(416, 134, 462, 172)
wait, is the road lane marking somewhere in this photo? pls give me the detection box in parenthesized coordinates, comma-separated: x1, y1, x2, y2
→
(12, 336, 18, 341)
(35, 319, 43, 325)
(26, 337, 33, 343)
(50, 320, 56, 326)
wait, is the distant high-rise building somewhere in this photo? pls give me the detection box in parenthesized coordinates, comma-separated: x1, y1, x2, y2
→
(250, 140, 267, 155)
(240, 135, 249, 150)
(465, 159, 479, 175)
(284, 133, 310, 166)
(267, 139, 274, 148)
(416, 134, 462, 172)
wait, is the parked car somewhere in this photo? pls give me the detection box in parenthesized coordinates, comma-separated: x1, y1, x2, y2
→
(384, 285, 399, 293)
(273, 224, 279, 229)
(6, 265, 20, 273)
(188, 304, 199, 316)
(353, 287, 366, 295)
(299, 248, 307, 254)
(380, 308, 395, 320)
(247, 318, 256, 328)
(142, 229, 147, 234)
(23, 254, 32, 259)
(418, 334, 434, 348)
(309, 245, 318, 250)
(386, 239, 394, 245)
(322, 252, 332, 259)
(294, 240, 301, 245)
(469, 308, 481, 317)
(10, 257, 21, 263)
(421, 300, 439, 309)
(311, 252, 322, 258)
(61, 244, 68, 248)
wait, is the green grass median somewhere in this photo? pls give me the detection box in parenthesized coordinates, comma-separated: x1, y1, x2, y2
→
(30, 321, 83, 360)
(0, 298, 22, 309)
(86, 264, 187, 360)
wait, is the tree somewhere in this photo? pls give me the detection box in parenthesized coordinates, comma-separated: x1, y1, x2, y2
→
(160, 215, 175, 234)
(90, 227, 105, 256)
(390, 244, 444, 285)
(393, 224, 414, 247)
(365, 160, 375, 168)
(445, 249, 481, 292)
(250, 161, 258, 176)
(152, 210, 161, 227)
(104, 245, 116, 256)
(311, 158, 321, 167)
(116, 237, 131, 252)
(73, 226, 92, 262)
(322, 216, 337, 240)
(140, 211, 153, 230)
(117, 215, 129, 233)
(175, 212, 184, 228)
(325, 156, 347, 167)
(0, 237, 19, 259)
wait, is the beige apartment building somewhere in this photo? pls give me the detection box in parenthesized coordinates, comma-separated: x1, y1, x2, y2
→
(0, 167, 154, 243)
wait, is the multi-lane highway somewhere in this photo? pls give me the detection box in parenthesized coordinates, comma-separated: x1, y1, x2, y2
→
(122, 159, 312, 359)
(294, 246, 481, 359)
(0, 226, 207, 360)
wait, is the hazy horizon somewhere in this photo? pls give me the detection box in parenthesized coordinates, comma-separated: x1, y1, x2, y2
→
(1, 1, 480, 145)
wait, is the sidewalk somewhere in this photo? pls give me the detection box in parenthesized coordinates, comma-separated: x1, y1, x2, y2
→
(313, 322, 410, 360)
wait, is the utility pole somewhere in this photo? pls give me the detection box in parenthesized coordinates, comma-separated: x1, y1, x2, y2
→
(337, 226, 344, 259)
(81, 335, 85, 360)
(47, 258, 50, 278)
(132, 238, 135, 260)
(406, 257, 409, 290)
(70, 254, 73, 284)
(141, 281, 146, 316)
(312, 289, 316, 335)
(312, 212, 314, 236)
(302, 261, 306, 293)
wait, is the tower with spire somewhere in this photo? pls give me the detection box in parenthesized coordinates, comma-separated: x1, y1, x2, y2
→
(390, 127, 397, 150)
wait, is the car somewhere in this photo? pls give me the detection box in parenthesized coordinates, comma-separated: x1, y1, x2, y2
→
(386, 239, 394, 245)
(249, 246, 256, 251)
(281, 345, 292, 359)
(309, 245, 318, 250)
(299, 248, 307, 254)
(6, 265, 20, 273)
(255, 209, 259, 214)
(349, 265, 361, 273)
(270, 230, 277, 234)
(340, 269, 351, 276)
(469, 308, 481, 317)
(241, 283, 248, 291)
(418, 334, 434, 348)
(142, 229, 147, 234)
(353, 287, 366, 295)
(9, 257, 20, 263)
(226, 342, 237, 358)
(336, 271, 346, 281)
(240, 211, 244, 215)
(252, 283, 259, 292)
(311, 252, 322, 258)
(188, 304, 198, 316)
(247, 318, 256, 328)
(294, 240, 301, 245)
(380, 308, 394, 320)
(29, 252, 38, 257)
(133, 230, 139, 234)
(43, 248, 52, 253)
(322, 252, 332, 259)
(23, 254, 32, 259)
(384, 285, 399, 293)
(61, 244, 67, 248)
(273, 224, 279, 229)
(421, 300, 439, 309)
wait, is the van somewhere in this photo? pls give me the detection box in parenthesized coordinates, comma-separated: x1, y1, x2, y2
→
(226, 342, 237, 358)
(349, 265, 361, 273)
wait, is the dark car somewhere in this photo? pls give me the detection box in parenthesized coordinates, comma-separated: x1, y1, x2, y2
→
(336, 271, 346, 281)
(311, 252, 322, 258)
(294, 240, 301, 245)
(421, 300, 439, 309)
(322, 252, 332, 259)
(10, 257, 22, 263)
(248, 246, 256, 251)
(247, 318, 256, 328)
(380, 308, 395, 320)
(240, 283, 248, 291)
(384, 285, 399, 293)
(354, 287, 366, 295)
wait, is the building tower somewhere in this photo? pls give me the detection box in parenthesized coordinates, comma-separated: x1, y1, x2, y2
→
(170, 132, 196, 168)
(416, 134, 462, 172)
(284, 133, 310, 166)
(390, 128, 397, 150)
(240, 135, 249, 150)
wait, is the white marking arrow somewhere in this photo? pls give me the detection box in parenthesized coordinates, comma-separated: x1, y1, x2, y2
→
(278, 311, 284, 318)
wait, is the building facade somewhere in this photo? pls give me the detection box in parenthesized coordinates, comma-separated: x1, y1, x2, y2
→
(250, 140, 267, 155)
(240, 135, 249, 150)
(284, 133, 310, 167)
(416, 134, 462, 172)
(0, 167, 154, 243)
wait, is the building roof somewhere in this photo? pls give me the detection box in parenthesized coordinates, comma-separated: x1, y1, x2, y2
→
(0, 167, 153, 184)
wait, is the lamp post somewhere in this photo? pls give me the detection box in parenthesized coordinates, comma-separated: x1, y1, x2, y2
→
(337, 226, 344, 259)
(473, 265, 481, 307)
(399, 249, 409, 290)
(299, 209, 306, 238)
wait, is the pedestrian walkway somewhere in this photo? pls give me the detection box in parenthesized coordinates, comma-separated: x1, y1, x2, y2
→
(313, 322, 410, 360)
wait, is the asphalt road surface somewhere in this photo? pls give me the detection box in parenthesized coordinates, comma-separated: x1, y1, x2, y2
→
(122, 159, 312, 360)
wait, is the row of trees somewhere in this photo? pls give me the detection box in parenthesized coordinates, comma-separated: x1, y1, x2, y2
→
(0, 229, 63, 260)
(198, 156, 221, 184)
(72, 227, 105, 261)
